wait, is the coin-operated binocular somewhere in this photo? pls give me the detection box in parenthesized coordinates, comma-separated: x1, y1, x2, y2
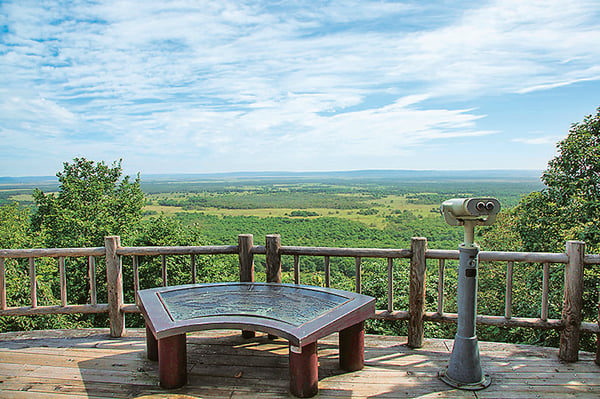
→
(440, 198, 500, 248)
(439, 198, 501, 390)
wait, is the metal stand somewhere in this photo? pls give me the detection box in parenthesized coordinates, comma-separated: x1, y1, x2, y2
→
(440, 233, 491, 390)
(438, 199, 500, 390)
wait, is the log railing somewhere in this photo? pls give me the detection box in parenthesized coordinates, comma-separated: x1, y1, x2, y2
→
(0, 246, 106, 315)
(1, 234, 599, 364)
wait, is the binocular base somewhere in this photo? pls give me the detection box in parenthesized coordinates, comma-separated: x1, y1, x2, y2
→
(439, 334, 491, 391)
(439, 369, 491, 391)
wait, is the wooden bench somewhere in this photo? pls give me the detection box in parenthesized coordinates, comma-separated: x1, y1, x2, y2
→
(137, 282, 375, 397)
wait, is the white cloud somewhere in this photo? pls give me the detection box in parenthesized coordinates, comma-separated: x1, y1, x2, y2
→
(517, 70, 600, 94)
(0, 0, 598, 174)
(512, 136, 561, 145)
(0, 91, 79, 141)
(391, 0, 600, 96)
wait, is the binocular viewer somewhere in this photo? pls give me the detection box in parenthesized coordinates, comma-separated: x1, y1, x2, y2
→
(439, 197, 500, 390)
(440, 198, 501, 226)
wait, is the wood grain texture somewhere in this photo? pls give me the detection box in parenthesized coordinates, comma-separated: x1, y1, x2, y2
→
(408, 237, 427, 348)
(265, 234, 282, 284)
(238, 234, 255, 339)
(505, 261, 513, 319)
(105, 236, 124, 338)
(238, 234, 254, 283)
(0, 328, 599, 398)
(560, 241, 585, 362)
(0, 258, 6, 310)
(29, 257, 36, 308)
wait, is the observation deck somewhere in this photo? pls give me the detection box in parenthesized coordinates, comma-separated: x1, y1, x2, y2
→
(1, 328, 598, 398)
(2, 234, 600, 397)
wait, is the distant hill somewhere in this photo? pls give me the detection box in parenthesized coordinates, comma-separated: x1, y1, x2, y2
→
(0, 176, 58, 184)
(141, 169, 543, 183)
(0, 176, 59, 190)
(1, 169, 544, 186)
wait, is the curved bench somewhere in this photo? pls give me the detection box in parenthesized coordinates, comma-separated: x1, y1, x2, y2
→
(137, 282, 375, 398)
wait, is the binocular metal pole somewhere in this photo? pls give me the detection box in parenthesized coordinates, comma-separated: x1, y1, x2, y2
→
(440, 220, 491, 390)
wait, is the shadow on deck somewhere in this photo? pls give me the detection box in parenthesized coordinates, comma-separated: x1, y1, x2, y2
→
(0, 328, 598, 398)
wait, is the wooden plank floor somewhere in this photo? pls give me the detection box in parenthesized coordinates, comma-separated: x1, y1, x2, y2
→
(0, 328, 598, 398)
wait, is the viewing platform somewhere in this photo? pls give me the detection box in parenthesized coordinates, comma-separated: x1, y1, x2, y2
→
(1, 328, 598, 398)
(1, 234, 600, 397)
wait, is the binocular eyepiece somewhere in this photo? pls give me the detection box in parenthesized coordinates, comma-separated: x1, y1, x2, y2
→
(475, 201, 495, 212)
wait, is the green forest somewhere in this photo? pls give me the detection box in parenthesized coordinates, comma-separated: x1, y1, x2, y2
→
(1, 108, 599, 352)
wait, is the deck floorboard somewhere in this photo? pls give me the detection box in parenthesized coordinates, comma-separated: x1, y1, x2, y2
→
(0, 329, 598, 398)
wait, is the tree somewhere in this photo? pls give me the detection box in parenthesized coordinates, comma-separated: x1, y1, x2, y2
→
(0, 203, 32, 250)
(482, 107, 600, 351)
(32, 158, 145, 248)
(0, 203, 83, 331)
(516, 108, 600, 253)
(31, 158, 145, 306)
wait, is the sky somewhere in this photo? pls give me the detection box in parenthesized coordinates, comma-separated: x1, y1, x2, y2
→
(1, 0, 599, 177)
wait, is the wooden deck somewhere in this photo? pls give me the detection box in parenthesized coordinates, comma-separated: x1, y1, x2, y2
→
(0, 329, 598, 398)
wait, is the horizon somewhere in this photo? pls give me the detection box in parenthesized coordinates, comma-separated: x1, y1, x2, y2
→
(1, 1, 598, 176)
(0, 168, 544, 181)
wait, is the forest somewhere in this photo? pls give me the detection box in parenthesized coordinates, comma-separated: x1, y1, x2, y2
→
(0, 108, 599, 352)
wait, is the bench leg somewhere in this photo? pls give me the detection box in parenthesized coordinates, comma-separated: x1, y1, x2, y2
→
(289, 342, 318, 398)
(146, 324, 158, 361)
(339, 321, 365, 371)
(158, 333, 187, 389)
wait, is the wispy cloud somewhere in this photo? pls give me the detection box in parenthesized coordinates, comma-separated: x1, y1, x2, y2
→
(0, 0, 598, 174)
(513, 135, 562, 145)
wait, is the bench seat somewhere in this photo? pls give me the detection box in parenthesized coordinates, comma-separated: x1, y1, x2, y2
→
(137, 282, 375, 397)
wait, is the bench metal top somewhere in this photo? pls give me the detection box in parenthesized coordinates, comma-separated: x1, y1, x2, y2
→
(137, 282, 375, 346)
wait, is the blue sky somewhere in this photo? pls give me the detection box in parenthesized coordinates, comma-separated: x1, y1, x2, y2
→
(1, 0, 599, 177)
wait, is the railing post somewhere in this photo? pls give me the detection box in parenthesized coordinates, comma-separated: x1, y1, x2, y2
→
(59, 256, 67, 307)
(88, 256, 97, 305)
(266, 234, 282, 340)
(388, 258, 394, 312)
(238, 234, 254, 283)
(266, 234, 282, 283)
(408, 237, 427, 348)
(238, 234, 255, 338)
(355, 257, 362, 294)
(29, 257, 36, 308)
(0, 258, 5, 310)
(324, 256, 331, 288)
(559, 240, 585, 362)
(597, 290, 600, 366)
(293, 255, 300, 284)
(105, 236, 125, 337)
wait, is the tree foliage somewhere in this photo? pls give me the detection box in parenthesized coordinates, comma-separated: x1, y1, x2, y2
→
(516, 108, 600, 253)
(481, 108, 600, 351)
(31, 158, 145, 248)
(28, 158, 145, 310)
(0, 203, 84, 331)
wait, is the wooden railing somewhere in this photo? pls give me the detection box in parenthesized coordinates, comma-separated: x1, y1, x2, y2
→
(1, 234, 599, 364)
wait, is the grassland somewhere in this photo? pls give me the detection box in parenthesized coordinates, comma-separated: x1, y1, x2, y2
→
(145, 192, 439, 229)
(2, 170, 543, 233)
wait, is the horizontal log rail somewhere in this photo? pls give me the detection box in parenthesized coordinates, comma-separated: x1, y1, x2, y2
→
(0, 247, 105, 258)
(280, 246, 411, 258)
(0, 304, 109, 316)
(426, 248, 570, 263)
(117, 245, 240, 256)
(1, 234, 599, 364)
